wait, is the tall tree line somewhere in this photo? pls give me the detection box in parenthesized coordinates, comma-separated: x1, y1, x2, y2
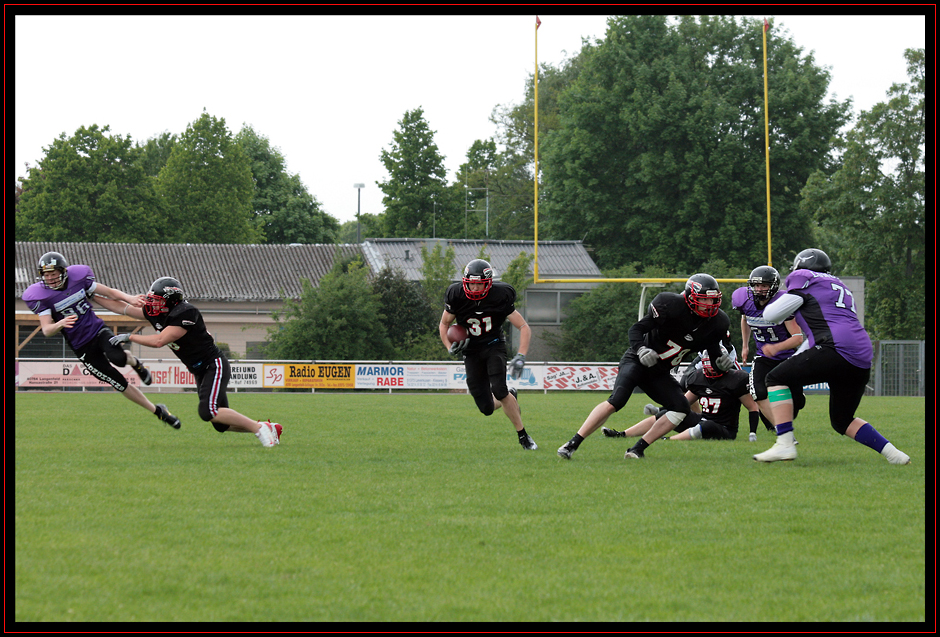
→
(16, 111, 339, 245)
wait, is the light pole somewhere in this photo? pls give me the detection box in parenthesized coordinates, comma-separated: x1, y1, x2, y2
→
(353, 183, 365, 243)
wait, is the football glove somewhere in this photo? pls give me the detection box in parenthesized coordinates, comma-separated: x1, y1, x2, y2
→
(448, 338, 469, 356)
(109, 333, 131, 347)
(508, 353, 526, 379)
(637, 346, 659, 367)
(715, 349, 735, 371)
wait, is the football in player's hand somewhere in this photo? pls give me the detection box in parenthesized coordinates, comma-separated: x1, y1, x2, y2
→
(447, 324, 469, 342)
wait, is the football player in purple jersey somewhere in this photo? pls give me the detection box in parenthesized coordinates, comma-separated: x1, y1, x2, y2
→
(602, 348, 759, 441)
(732, 265, 807, 442)
(557, 273, 737, 461)
(753, 249, 910, 464)
(101, 277, 281, 448)
(21, 251, 181, 429)
(439, 259, 537, 451)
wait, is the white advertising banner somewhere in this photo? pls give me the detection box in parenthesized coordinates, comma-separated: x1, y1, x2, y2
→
(15, 361, 829, 392)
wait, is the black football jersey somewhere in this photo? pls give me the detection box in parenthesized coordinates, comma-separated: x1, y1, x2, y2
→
(681, 368, 750, 429)
(628, 292, 731, 371)
(444, 281, 517, 351)
(144, 301, 222, 372)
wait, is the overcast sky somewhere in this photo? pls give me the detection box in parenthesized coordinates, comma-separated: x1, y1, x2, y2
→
(13, 13, 927, 227)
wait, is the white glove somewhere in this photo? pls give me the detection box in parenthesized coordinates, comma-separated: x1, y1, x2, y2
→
(508, 353, 526, 379)
(637, 346, 659, 367)
(715, 347, 734, 371)
(109, 333, 131, 347)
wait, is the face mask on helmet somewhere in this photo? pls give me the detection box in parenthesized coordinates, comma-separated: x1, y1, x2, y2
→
(747, 266, 780, 303)
(145, 277, 184, 317)
(699, 351, 724, 378)
(462, 259, 494, 300)
(38, 252, 69, 290)
(684, 274, 722, 318)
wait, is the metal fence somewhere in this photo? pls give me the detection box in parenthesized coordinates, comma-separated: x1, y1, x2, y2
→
(870, 340, 925, 397)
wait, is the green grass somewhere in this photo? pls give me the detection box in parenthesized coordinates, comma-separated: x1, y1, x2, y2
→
(14, 391, 926, 624)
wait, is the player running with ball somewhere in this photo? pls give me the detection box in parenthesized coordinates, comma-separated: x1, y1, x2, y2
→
(439, 259, 537, 451)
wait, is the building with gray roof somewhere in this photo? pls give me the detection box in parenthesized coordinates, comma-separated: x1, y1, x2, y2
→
(15, 240, 603, 362)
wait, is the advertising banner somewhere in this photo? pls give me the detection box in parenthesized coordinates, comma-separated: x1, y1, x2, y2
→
(16, 360, 830, 392)
(263, 363, 355, 389)
(543, 365, 619, 391)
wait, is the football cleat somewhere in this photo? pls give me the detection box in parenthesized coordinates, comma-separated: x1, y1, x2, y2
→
(624, 446, 645, 459)
(264, 421, 282, 445)
(748, 432, 758, 442)
(753, 433, 797, 462)
(643, 403, 659, 416)
(557, 443, 575, 459)
(256, 421, 279, 448)
(602, 426, 626, 438)
(519, 433, 538, 450)
(881, 443, 910, 465)
(134, 363, 153, 386)
(155, 404, 181, 429)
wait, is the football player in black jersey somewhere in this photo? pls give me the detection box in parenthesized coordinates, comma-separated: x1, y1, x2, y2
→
(557, 273, 735, 460)
(439, 259, 538, 450)
(101, 277, 282, 448)
(602, 348, 758, 441)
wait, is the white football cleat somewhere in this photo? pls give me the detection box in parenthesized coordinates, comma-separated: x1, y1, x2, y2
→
(256, 421, 279, 448)
(753, 432, 797, 462)
(748, 432, 758, 442)
(881, 443, 910, 465)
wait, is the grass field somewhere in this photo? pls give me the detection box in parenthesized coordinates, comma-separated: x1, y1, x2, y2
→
(13, 390, 926, 626)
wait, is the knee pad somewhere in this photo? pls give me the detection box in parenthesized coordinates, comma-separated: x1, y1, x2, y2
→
(830, 418, 850, 436)
(212, 422, 230, 433)
(198, 405, 216, 422)
(473, 395, 495, 416)
(665, 410, 686, 426)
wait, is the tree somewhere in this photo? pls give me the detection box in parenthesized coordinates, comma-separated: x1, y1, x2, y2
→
(501, 251, 535, 309)
(371, 264, 439, 359)
(265, 257, 393, 360)
(339, 212, 386, 243)
(419, 241, 458, 311)
(156, 111, 261, 244)
(548, 264, 651, 362)
(136, 131, 178, 177)
(800, 49, 925, 340)
(236, 126, 340, 244)
(539, 15, 851, 272)
(378, 108, 454, 237)
(16, 124, 165, 242)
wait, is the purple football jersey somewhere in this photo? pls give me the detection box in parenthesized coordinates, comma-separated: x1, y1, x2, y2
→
(731, 286, 797, 360)
(783, 269, 872, 368)
(22, 264, 104, 350)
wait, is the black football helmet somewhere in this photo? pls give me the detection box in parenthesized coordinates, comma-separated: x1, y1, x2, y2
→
(747, 265, 780, 304)
(683, 273, 722, 318)
(145, 276, 185, 317)
(38, 251, 69, 290)
(792, 248, 831, 274)
(462, 259, 494, 300)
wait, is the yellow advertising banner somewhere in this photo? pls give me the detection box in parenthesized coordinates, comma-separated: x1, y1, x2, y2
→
(263, 363, 355, 389)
